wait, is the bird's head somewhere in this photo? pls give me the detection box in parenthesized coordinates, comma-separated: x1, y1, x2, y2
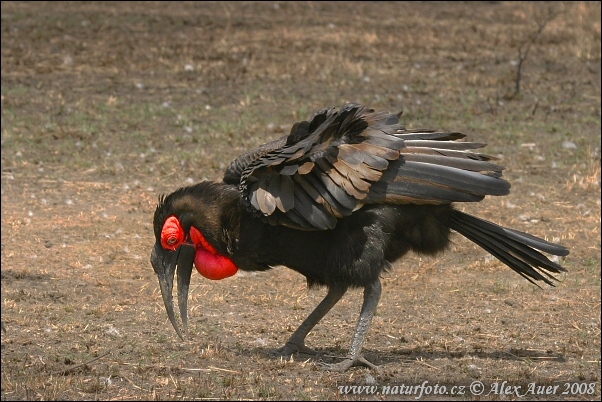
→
(150, 182, 238, 339)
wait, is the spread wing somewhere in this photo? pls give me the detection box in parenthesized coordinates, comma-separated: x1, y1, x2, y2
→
(223, 103, 510, 230)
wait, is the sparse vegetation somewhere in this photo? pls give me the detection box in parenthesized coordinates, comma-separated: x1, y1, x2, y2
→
(1, 1, 600, 400)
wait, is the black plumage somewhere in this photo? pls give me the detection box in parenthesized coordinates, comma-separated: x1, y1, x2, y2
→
(151, 103, 568, 371)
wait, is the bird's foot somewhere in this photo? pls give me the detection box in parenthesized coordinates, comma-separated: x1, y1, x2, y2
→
(270, 341, 317, 357)
(317, 355, 379, 372)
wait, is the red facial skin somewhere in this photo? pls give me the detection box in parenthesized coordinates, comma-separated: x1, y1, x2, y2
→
(160, 216, 238, 280)
(160, 216, 185, 251)
(189, 226, 238, 280)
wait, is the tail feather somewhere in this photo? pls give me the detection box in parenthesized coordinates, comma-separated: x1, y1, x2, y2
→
(448, 210, 568, 286)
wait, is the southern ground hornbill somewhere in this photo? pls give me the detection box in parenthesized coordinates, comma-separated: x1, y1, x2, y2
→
(151, 103, 568, 371)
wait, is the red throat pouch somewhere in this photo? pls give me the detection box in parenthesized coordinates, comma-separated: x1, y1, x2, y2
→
(189, 226, 238, 280)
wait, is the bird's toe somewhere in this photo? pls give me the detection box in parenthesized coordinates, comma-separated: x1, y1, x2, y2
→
(317, 355, 380, 372)
(271, 341, 317, 357)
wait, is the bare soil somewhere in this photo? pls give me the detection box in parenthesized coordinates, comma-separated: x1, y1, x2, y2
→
(1, 2, 600, 400)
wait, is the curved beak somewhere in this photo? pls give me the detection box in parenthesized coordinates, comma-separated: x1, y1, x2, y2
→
(150, 243, 195, 340)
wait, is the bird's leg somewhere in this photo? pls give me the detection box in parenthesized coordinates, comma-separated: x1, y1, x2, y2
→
(320, 279, 382, 371)
(272, 285, 347, 357)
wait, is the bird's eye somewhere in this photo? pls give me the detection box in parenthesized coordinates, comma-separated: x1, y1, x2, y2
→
(161, 216, 184, 251)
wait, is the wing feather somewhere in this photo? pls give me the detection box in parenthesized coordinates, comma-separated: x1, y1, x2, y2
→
(226, 103, 511, 230)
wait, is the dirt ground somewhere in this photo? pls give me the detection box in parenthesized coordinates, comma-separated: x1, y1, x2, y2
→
(1, 1, 600, 400)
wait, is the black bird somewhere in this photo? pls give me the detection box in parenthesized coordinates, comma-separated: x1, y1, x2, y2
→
(151, 103, 568, 371)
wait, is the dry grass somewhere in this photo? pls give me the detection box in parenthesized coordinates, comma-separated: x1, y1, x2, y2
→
(1, 1, 601, 400)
